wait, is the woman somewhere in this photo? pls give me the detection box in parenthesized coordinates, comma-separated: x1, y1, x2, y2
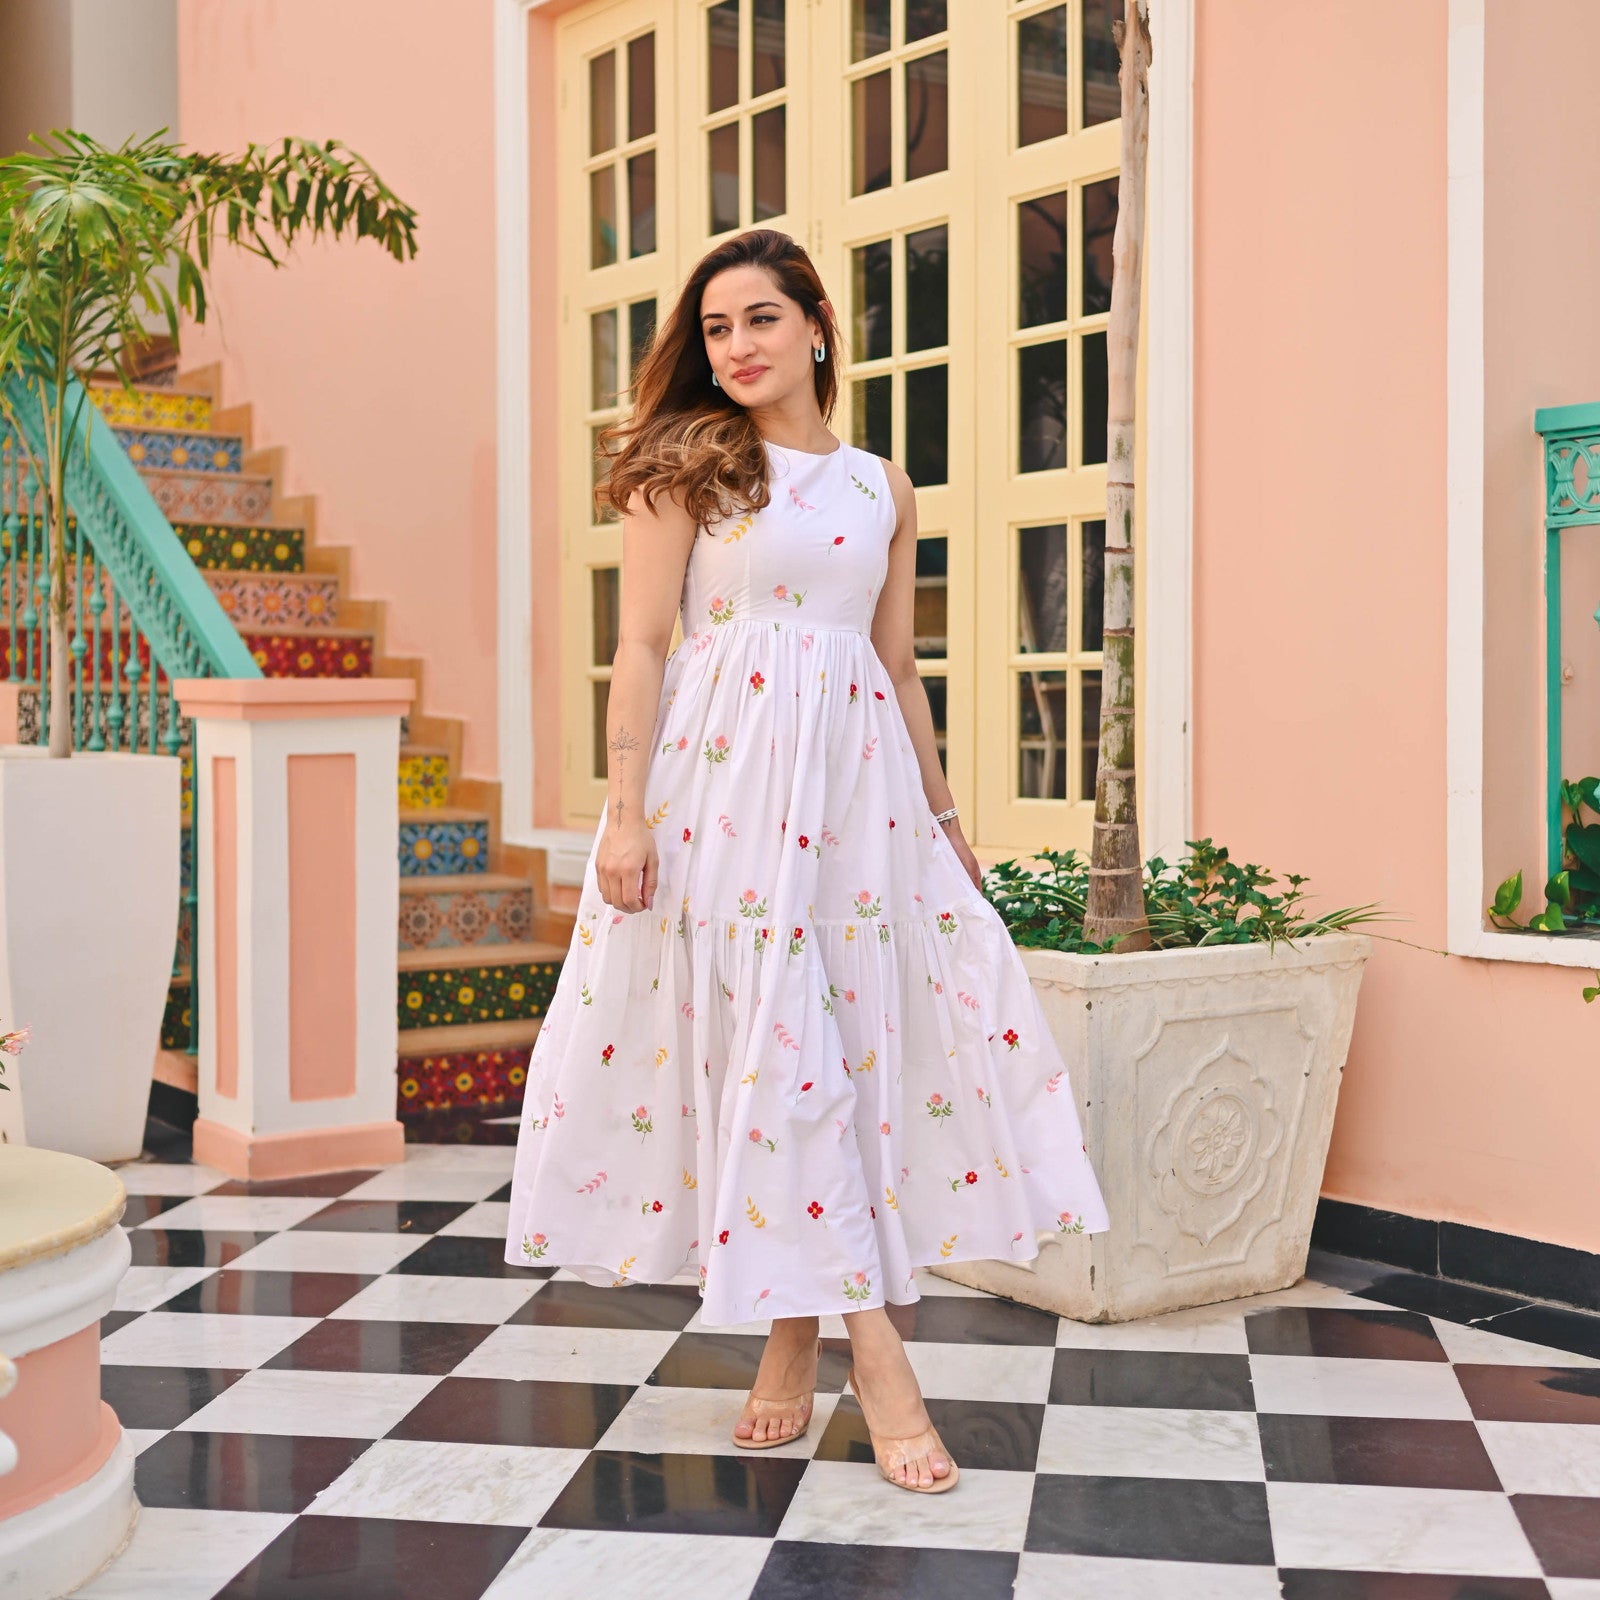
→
(503, 227, 1110, 1494)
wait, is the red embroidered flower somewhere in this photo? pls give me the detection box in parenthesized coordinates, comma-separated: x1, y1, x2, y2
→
(874, 690, 885, 699)
(964, 1171, 978, 1185)
(889, 818, 896, 828)
(1002, 1027, 1020, 1049)
(938, 911, 954, 925)
(800, 1081, 813, 1091)
(797, 835, 809, 849)
(807, 1201, 824, 1219)
(870, 1205, 877, 1219)
(793, 926, 804, 939)
(750, 670, 764, 688)
(682, 827, 692, 842)
(718, 1228, 730, 1244)
(651, 1199, 664, 1212)
(600, 1044, 614, 1063)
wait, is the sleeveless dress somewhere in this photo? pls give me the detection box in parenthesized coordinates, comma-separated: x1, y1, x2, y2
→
(502, 438, 1111, 1326)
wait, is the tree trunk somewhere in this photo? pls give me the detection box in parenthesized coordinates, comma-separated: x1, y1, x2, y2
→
(1083, 0, 1152, 952)
(46, 487, 71, 759)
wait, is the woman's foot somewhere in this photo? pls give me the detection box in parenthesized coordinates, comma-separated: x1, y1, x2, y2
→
(733, 1316, 821, 1445)
(843, 1312, 954, 1488)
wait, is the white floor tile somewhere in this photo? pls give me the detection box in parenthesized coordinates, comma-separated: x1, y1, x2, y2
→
(338, 1167, 508, 1203)
(1035, 1404, 1265, 1481)
(1054, 1304, 1251, 1355)
(1548, 1582, 1600, 1600)
(177, 1367, 441, 1438)
(393, 1144, 517, 1174)
(111, 1265, 216, 1313)
(140, 1194, 335, 1233)
(680, 1306, 850, 1339)
(483, 1529, 774, 1600)
(1264, 1481, 1543, 1575)
(326, 1272, 541, 1326)
(1477, 1419, 1600, 1496)
(1248, 1353, 1474, 1419)
(305, 1439, 587, 1525)
(1430, 1315, 1600, 1368)
(72, 1507, 292, 1598)
(776, 1460, 1032, 1550)
(122, 1428, 167, 1455)
(453, 1323, 681, 1386)
(597, 1383, 842, 1457)
(912, 1266, 1007, 1299)
(98, 1311, 316, 1369)
(106, 1162, 230, 1197)
(902, 1339, 1057, 1404)
(225, 1228, 428, 1275)
(437, 1200, 514, 1238)
(1013, 1552, 1285, 1600)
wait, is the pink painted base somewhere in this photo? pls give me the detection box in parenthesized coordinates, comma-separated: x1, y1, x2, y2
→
(193, 1116, 406, 1180)
(0, 1328, 121, 1520)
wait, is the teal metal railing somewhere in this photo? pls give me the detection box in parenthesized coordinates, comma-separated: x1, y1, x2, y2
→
(0, 370, 261, 1055)
(1536, 400, 1600, 882)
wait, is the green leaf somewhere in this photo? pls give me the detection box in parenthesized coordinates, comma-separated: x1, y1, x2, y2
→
(1490, 870, 1523, 918)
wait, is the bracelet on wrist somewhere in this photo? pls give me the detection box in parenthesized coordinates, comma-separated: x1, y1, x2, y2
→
(932, 805, 959, 825)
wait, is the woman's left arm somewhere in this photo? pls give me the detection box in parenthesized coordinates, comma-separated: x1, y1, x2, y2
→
(869, 456, 984, 891)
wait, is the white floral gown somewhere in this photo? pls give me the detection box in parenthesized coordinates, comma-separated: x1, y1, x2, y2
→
(503, 438, 1110, 1326)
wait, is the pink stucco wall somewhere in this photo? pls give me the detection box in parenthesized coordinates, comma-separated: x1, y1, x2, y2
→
(177, 0, 501, 777)
(1194, 0, 1600, 1254)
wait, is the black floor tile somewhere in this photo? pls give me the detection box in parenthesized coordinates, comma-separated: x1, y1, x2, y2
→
(128, 1228, 271, 1268)
(291, 1198, 472, 1235)
(1511, 1493, 1600, 1580)
(1048, 1347, 1256, 1411)
(208, 1170, 378, 1199)
(215, 1514, 528, 1599)
(1244, 1305, 1449, 1362)
(99, 1309, 143, 1339)
(1455, 1363, 1600, 1425)
(815, 1395, 1042, 1472)
(506, 1277, 701, 1332)
(119, 1193, 196, 1227)
(751, 1542, 1020, 1600)
(646, 1332, 791, 1391)
(884, 1293, 1060, 1347)
(141, 1115, 195, 1163)
(1025, 1472, 1275, 1564)
(264, 1318, 493, 1375)
(538, 1448, 806, 1538)
(101, 1365, 249, 1430)
(391, 1235, 552, 1279)
(389, 1375, 634, 1449)
(162, 1269, 373, 1318)
(1278, 1571, 1553, 1599)
(486, 1181, 512, 1202)
(1487, 1303, 1600, 1363)
(1257, 1413, 1503, 1490)
(135, 1430, 370, 1513)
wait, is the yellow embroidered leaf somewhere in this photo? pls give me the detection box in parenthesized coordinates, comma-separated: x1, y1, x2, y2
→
(655, 1046, 669, 1067)
(844, 925, 856, 942)
(858, 1049, 877, 1073)
(740, 1067, 760, 1085)
(992, 1153, 1011, 1178)
(577, 924, 594, 946)
(645, 800, 670, 828)
(682, 1167, 697, 1188)
(938, 1233, 959, 1258)
(722, 512, 754, 543)
(884, 1185, 899, 1212)
(745, 1195, 767, 1228)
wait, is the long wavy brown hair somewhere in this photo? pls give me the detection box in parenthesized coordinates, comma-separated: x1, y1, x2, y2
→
(593, 228, 843, 529)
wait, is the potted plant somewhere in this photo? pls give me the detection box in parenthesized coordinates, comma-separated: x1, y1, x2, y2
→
(928, 3, 1383, 1320)
(0, 128, 415, 1161)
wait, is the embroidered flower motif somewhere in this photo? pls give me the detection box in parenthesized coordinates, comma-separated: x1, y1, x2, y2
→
(849, 681, 859, 702)
(879, 1120, 891, 1134)
(854, 888, 883, 918)
(682, 827, 693, 843)
(522, 1232, 549, 1259)
(926, 1092, 954, 1122)
(749, 1128, 777, 1152)
(827, 535, 845, 552)
(1057, 1210, 1085, 1234)
(738, 889, 769, 918)
(842, 1270, 872, 1302)
(1002, 1028, 1020, 1050)
(704, 734, 731, 764)
(718, 1228, 730, 1244)
(873, 689, 885, 699)
(641, 1197, 665, 1214)
(600, 1043, 614, 1065)
(772, 583, 805, 607)
(660, 733, 690, 753)
(749, 669, 765, 694)
(708, 594, 735, 624)
(807, 1200, 825, 1219)
(788, 925, 806, 956)
(631, 1105, 654, 1137)
(936, 910, 957, 936)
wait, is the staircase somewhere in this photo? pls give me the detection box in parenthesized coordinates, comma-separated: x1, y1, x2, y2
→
(85, 359, 570, 1137)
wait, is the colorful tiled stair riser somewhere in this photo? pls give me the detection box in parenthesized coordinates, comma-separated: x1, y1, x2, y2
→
(84, 377, 563, 1123)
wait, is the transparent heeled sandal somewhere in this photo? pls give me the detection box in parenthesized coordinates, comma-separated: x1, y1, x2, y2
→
(845, 1365, 961, 1493)
(731, 1336, 823, 1449)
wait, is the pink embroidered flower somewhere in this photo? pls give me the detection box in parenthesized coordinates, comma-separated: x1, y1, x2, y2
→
(742, 889, 758, 904)
(676, 735, 689, 750)
(773, 583, 789, 599)
(531, 1232, 546, 1246)
(749, 1128, 763, 1142)
(843, 989, 855, 1002)
(852, 1270, 867, 1284)
(879, 1121, 891, 1134)
(857, 890, 872, 905)
(635, 1104, 648, 1118)
(929, 1092, 944, 1107)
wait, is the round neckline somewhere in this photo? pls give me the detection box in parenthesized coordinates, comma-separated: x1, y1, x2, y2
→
(763, 437, 844, 459)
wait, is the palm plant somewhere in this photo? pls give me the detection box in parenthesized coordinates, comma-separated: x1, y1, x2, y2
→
(0, 127, 418, 756)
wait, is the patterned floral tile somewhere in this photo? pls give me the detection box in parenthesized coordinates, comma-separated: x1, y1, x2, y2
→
(397, 1048, 533, 1118)
(90, 385, 214, 430)
(245, 631, 372, 678)
(145, 470, 274, 526)
(398, 885, 535, 951)
(398, 961, 560, 1031)
(205, 573, 339, 630)
(174, 523, 305, 573)
(400, 820, 491, 878)
(162, 979, 194, 1054)
(118, 428, 243, 475)
(399, 752, 452, 811)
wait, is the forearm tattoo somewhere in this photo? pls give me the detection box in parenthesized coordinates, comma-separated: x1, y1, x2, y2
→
(608, 725, 640, 823)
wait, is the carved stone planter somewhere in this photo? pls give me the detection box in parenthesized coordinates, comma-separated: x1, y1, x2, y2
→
(927, 932, 1371, 1321)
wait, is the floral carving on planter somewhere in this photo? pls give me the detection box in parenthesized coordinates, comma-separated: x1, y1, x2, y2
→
(1142, 1013, 1309, 1260)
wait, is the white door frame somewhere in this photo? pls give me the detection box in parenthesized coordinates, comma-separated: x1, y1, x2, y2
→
(493, 0, 1194, 877)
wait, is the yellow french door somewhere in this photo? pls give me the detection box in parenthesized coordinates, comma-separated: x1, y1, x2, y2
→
(556, 0, 1140, 848)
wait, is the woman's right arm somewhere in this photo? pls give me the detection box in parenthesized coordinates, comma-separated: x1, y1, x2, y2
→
(594, 484, 698, 914)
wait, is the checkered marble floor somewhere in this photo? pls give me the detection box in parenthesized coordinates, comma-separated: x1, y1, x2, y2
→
(73, 1136, 1600, 1600)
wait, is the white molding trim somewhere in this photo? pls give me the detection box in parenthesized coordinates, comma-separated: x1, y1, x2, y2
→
(1443, 0, 1594, 967)
(495, 0, 1196, 883)
(1142, 0, 1195, 863)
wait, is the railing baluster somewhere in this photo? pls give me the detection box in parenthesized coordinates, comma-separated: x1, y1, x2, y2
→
(86, 549, 106, 750)
(71, 510, 86, 747)
(106, 588, 126, 751)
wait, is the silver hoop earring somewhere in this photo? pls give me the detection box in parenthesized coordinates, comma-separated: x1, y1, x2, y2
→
(712, 373, 721, 387)
(814, 345, 825, 363)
